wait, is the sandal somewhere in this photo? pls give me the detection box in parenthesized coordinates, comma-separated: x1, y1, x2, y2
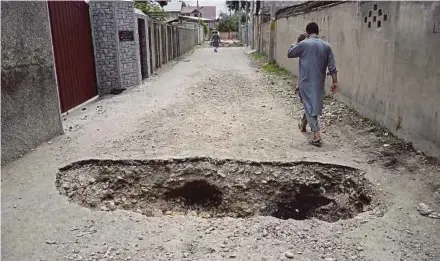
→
(298, 121, 307, 133)
(309, 139, 322, 147)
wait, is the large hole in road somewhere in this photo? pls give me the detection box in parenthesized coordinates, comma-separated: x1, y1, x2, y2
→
(56, 158, 376, 222)
(164, 180, 223, 207)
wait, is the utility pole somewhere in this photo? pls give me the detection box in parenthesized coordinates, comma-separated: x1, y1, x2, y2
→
(197, 0, 200, 23)
(197, 0, 201, 44)
(250, 0, 254, 49)
(238, 0, 241, 41)
(245, 1, 249, 46)
(268, 0, 276, 63)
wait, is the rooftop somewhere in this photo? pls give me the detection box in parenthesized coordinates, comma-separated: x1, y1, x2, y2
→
(181, 6, 216, 20)
(163, 2, 183, 12)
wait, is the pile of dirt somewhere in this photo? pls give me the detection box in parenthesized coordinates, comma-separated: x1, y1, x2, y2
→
(56, 158, 378, 222)
(319, 97, 440, 170)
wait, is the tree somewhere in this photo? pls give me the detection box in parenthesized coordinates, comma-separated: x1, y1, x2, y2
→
(134, 1, 169, 22)
(155, 0, 168, 7)
(217, 12, 239, 32)
(200, 20, 209, 35)
(226, 1, 250, 12)
(240, 12, 247, 24)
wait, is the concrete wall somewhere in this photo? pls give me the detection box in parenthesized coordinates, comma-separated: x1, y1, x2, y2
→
(145, 22, 198, 69)
(1, 1, 63, 164)
(273, 1, 440, 157)
(178, 27, 198, 55)
(261, 21, 270, 55)
(149, 20, 157, 72)
(220, 31, 238, 40)
(261, 1, 305, 14)
(198, 26, 204, 45)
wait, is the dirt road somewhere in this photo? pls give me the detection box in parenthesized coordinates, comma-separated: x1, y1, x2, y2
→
(2, 46, 440, 261)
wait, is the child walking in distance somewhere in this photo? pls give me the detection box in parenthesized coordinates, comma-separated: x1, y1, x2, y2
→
(211, 31, 220, 52)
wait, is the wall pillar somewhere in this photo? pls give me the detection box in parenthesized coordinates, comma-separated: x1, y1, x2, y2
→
(89, 0, 141, 94)
(135, 11, 149, 79)
(144, 17, 152, 77)
(164, 24, 169, 63)
(149, 20, 156, 72)
(158, 23, 163, 66)
(170, 25, 174, 59)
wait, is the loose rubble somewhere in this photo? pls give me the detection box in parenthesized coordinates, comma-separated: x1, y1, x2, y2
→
(417, 203, 440, 219)
(56, 158, 377, 222)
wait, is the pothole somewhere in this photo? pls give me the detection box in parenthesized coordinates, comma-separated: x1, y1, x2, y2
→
(164, 180, 223, 207)
(56, 158, 377, 222)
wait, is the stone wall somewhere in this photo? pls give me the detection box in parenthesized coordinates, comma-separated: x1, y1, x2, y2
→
(89, 0, 141, 94)
(116, 1, 141, 88)
(273, 1, 440, 157)
(1, 1, 202, 165)
(90, 1, 120, 92)
(1, 1, 63, 164)
(90, 1, 200, 92)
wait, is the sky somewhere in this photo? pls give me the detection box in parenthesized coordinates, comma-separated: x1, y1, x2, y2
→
(184, 0, 229, 18)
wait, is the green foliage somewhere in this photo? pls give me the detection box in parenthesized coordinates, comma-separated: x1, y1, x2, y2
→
(249, 52, 266, 61)
(200, 20, 209, 35)
(240, 12, 247, 24)
(217, 12, 239, 32)
(226, 1, 250, 12)
(262, 63, 291, 77)
(134, 1, 169, 22)
(249, 53, 292, 77)
(156, 1, 168, 7)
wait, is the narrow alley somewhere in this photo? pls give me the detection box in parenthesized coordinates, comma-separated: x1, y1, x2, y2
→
(2, 46, 440, 261)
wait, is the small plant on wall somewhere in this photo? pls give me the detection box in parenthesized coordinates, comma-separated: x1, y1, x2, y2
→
(134, 0, 169, 22)
(200, 20, 209, 35)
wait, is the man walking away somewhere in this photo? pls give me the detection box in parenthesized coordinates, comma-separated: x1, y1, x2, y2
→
(211, 31, 220, 52)
(287, 22, 339, 146)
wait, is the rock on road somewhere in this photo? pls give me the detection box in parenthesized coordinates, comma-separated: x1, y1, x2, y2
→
(2, 46, 440, 261)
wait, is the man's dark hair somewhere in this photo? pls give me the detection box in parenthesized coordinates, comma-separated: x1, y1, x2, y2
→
(306, 22, 319, 35)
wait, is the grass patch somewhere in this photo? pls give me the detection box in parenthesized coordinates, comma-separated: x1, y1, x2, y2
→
(248, 52, 296, 80)
(249, 52, 267, 61)
(262, 63, 291, 77)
